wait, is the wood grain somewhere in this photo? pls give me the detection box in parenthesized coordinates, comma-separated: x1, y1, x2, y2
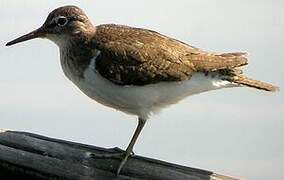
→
(0, 130, 240, 180)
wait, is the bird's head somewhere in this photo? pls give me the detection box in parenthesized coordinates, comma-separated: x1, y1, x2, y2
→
(6, 5, 94, 47)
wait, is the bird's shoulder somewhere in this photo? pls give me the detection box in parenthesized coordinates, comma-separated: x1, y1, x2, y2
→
(92, 24, 201, 62)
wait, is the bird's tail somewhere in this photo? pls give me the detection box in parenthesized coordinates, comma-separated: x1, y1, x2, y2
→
(232, 74, 279, 92)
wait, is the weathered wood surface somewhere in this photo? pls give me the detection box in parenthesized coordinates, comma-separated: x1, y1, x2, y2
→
(0, 129, 240, 180)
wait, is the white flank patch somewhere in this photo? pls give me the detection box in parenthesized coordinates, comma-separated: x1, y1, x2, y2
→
(212, 79, 232, 87)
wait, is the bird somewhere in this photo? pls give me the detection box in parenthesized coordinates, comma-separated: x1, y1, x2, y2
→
(6, 5, 278, 175)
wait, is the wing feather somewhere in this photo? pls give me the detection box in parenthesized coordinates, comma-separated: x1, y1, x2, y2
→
(92, 24, 248, 85)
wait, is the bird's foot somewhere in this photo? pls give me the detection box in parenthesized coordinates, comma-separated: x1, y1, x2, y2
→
(90, 151, 125, 159)
(90, 148, 134, 175)
(115, 151, 131, 175)
(90, 147, 134, 159)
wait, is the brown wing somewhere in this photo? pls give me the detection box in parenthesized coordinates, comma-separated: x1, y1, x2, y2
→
(92, 24, 248, 85)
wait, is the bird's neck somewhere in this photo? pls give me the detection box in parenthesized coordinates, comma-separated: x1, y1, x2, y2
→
(59, 38, 95, 82)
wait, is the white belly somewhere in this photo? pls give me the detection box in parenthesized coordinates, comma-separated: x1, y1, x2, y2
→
(75, 69, 236, 119)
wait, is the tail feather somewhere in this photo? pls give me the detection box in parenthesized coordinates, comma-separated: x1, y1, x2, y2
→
(232, 75, 279, 92)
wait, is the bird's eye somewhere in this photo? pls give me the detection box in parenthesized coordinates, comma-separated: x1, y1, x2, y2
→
(55, 16, 68, 26)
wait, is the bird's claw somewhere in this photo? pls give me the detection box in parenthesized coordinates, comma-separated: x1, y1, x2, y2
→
(90, 151, 125, 159)
(90, 149, 135, 175)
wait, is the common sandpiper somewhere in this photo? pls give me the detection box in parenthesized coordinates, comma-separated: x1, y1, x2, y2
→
(6, 5, 278, 175)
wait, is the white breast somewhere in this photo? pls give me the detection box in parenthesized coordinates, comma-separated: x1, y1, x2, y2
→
(64, 52, 238, 120)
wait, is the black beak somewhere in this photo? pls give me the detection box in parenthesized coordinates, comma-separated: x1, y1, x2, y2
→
(6, 27, 46, 46)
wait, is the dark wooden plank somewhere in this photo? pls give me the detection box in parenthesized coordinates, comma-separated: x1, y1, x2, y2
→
(0, 129, 240, 180)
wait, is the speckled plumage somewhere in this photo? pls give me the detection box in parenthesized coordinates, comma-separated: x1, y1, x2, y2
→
(12, 5, 275, 91)
(6, 5, 279, 175)
(92, 24, 248, 85)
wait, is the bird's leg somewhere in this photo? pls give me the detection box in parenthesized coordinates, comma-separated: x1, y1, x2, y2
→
(116, 117, 146, 175)
(90, 118, 146, 175)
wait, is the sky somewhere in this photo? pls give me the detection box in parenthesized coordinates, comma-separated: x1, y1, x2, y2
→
(1, 0, 284, 179)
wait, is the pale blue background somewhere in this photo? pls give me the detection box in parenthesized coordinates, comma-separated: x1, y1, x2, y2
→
(1, 1, 283, 179)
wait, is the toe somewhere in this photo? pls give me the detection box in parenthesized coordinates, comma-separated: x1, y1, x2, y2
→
(90, 152, 125, 159)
